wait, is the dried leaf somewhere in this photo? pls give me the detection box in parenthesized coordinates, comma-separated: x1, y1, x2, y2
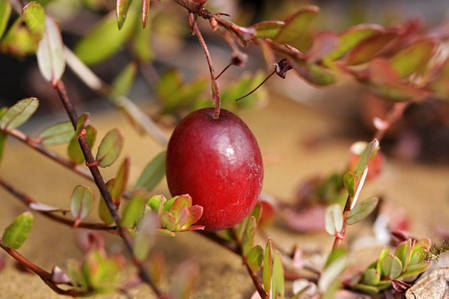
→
(0, 98, 39, 130)
(36, 16, 65, 84)
(96, 128, 123, 167)
(39, 121, 74, 145)
(2, 212, 34, 249)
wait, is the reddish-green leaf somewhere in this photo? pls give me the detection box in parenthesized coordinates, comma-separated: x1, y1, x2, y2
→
(0, 0, 12, 39)
(2, 212, 33, 249)
(70, 185, 94, 225)
(39, 121, 74, 145)
(252, 21, 285, 39)
(36, 16, 65, 84)
(395, 239, 412, 268)
(325, 204, 343, 235)
(22, 2, 45, 35)
(141, 0, 150, 28)
(116, 0, 133, 29)
(247, 245, 263, 272)
(0, 98, 39, 130)
(274, 6, 319, 45)
(361, 268, 380, 285)
(346, 197, 378, 225)
(380, 255, 402, 279)
(74, 12, 136, 65)
(83, 250, 121, 291)
(67, 125, 97, 165)
(345, 32, 396, 65)
(183, 205, 203, 230)
(401, 262, 430, 278)
(290, 58, 336, 86)
(96, 128, 123, 167)
(263, 240, 273, 293)
(390, 40, 436, 78)
(135, 151, 166, 191)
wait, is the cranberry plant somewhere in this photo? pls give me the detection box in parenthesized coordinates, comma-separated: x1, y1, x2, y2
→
(0, 0, 447, 297)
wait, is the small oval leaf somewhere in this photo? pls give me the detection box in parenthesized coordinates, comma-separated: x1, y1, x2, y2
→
(22, 2, 45, 35)
(39, 121, 74, 145)
(2, 212, 34, 249)
(135, 151, 166, 191)
(96, 128, 123, 167)
(325, 204, 343, 235)
(0, 98, 39, 130)
(346, 197, 379, 225)
(247, 245, 264, 272)
(70, 185, 94, 224)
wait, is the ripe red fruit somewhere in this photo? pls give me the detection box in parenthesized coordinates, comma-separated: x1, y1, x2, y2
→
(166, 108, 264, 230)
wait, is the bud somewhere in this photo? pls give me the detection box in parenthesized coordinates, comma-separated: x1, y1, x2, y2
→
(209, 17, 218, 31)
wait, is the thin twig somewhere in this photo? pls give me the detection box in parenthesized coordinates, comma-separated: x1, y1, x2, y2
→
(215, 62, 233, 80)
(236, 70, 276, 102)
(191, 17, 221, 119)
(0, 177, 118, 233)
(53, 80, 165, 298)
(374, 102, 409, 141)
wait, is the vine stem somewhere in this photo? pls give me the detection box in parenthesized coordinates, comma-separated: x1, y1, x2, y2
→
(0, 243, 91, 297)
(191, 17, 221, 119)
(53, 80, 166, 298)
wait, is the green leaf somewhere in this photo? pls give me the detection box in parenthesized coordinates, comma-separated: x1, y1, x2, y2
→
(134, 212, 158, 261)
(74, 12, 136, 65)
(274, 6, 319, 46)
(409, 239, 431, 265)
(263, 240, 273, 293)
(67, 260, 88, 291)
(345, 32, 396, 65)
(110, 158, 129, 201)
(247, 245, 263, 272)
(134, 151, 166, 191)
(22, 2, 45, 35)
(39, 121, 74, 145)
(36, 16, 65, 84)
(111, 63, 136, 100)
(116, 0, 133, 29)
(0, 98, 39, 130)
(354, 139, 379, 178)
(1, 18, 37, 57)
(0, 0, 12, 39)
(242, 216, 256, 256)
(252, 21, 284, 39)
(319, 256, 347, 292)
(377, 248, 389, 274)
(354, 283, 380, 294)
(67, 125, 97, 165)
(401, 262, 430, 278)
(395, 239, 412, 268)
(98, 192, 114, 225)
(272, 250, 285, 299)
(390, 40, 435, 78)
(133, 18, 152, 63)
(325, 247, 347, 268)
(361, 268, 380, 285)
(121, 194, 147, 228)
(70, 185, 94, 223)
(96, 128, 123, 167)
(289, 59, 336, 86)
(343, 171, 355, 197)
(2, 212, 34, 249)
(147, 195, 165, 214)
(346, 197, 378, 225)
(83, 250, 120, 291)
(324, 204, 343, 235)
(380, 255, 402, 279)
(325, 24, 384, 62)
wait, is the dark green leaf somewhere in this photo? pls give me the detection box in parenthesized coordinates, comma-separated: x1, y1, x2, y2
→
(0, 0, 12, 39)
(247, 245, 263, 272)
(252, 21, 284, 39)
(395, 239, 412, 269)
(111, 63, 136, 100)
(272, 250, 285, 299)
(22, 2, 45, 35)
(263, 240, 273, 293)
(343, 171, 355, 197)
(390, 40, 435, 78)
(67, 125, 97, 165)
(98, 193, 114, 225)
(242, 216, 256, 256)
(345, 32, 396, 65)
(346, 197, 378, 225)
(324, 204, 343, 235)
(134, 151, 166, 191)
(39, 121, 74, 145)
(36, 16, 65, 84)
(0, 132, 6, 164)
(70, 185, 94, 223)
(96, 128, 123, 167)
(116, 0, 133, 29)
(274, 6, 319, 46)
(381, 255, 402, 279)
(121, 194, 147, 228)
(110, 158, 129, 201)
(0, 98, 39, 130)
(2, 212, 34, 249)
(74, 12, 136, 65)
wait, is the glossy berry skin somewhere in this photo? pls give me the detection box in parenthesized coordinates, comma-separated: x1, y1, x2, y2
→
(166, 108, 263, 230)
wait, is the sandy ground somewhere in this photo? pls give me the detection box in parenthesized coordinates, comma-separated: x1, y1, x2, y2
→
(1, 95, 449, 298)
